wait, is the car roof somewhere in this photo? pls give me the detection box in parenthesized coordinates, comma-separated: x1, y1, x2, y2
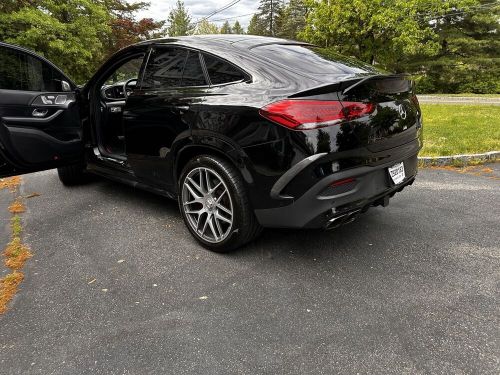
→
(134, 35, 312, 51)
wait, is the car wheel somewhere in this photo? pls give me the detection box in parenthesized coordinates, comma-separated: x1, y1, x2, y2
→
(57, 163, 88, 186)
(178, 155, 262, 252)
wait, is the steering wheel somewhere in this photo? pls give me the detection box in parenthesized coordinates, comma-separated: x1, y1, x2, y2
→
(123, 78, 138, 99)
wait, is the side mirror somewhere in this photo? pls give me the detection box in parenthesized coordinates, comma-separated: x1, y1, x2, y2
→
(61, 80, 71, 92)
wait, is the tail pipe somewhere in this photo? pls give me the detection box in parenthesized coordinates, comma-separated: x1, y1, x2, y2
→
(325, 209, 362, 230)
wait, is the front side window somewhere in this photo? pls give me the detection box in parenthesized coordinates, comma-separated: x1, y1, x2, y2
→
(202, 54, 245, 85)
(0, 46, 67, 91)
(104, 55, 145, 86)
(142, 48, 188, 89)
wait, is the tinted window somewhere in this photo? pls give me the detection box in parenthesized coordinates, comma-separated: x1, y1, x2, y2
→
(0, 46, 67, 91)
(142, 48, 187, 89)
(181, 51, 207, 87)
(203, 54, 245, 85)
(104, 55, 145, 85)
(253, 45, 380, 75)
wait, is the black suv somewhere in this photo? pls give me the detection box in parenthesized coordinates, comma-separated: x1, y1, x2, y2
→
(0, 36, 422, 251)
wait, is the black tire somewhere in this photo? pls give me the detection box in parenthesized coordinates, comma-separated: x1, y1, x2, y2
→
(57, 163, 88, 186)
(178, 154, 262, 252)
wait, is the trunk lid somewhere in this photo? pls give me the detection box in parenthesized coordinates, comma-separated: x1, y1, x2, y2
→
(337, 75, 422, 152)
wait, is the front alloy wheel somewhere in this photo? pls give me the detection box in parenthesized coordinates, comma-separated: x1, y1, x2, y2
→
(178, 155, 262, 252)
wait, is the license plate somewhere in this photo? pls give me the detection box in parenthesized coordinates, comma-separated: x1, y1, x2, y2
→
(388, 162, 405, 185)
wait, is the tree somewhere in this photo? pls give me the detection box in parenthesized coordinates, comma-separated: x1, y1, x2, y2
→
(166, 0, 192, 37)
(250, 0, 283, 36)
(105, 1, 164, 57)
(220, 21, 232, 34)
(107, 17, 164, 56)
(194, 19, 219, 34)
(276, 0, 308, 40)
(0, 0, 112, 83)
(0, 0, 165, 82)
(301, 0, 477, 70)
(232, 20, 244, 35)
(412, 0, 500, 93)
(247, 14, 267, 35)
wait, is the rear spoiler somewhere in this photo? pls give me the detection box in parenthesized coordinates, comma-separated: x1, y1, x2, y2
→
(288, 73, 412, 99)
(342, 73, 411, 94)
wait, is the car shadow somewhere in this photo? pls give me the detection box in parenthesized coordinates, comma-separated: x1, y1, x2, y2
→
(84, 175, 386, 259)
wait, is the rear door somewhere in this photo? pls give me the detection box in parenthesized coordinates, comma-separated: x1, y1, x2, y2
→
(124, 46, 208, 188)
(0, 42, 83, 178)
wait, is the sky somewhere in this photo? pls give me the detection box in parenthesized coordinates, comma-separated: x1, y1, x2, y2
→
(131, 0, 260, 29)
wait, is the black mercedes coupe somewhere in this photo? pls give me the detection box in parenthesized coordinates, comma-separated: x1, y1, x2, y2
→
(0, 35, 423, 251)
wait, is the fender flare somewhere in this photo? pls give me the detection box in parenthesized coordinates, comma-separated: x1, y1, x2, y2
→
(172, 131, 255, 186)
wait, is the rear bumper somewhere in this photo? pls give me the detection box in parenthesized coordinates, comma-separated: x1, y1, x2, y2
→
(254, 153, 418, 229)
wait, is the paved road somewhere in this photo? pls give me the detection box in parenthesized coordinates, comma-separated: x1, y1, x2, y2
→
(417, 95, 500, 105)
(0, 165, 499, 374)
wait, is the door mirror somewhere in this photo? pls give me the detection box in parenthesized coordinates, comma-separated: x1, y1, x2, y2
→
(52, 79, 72, 92)
(61, 80, 71, 92)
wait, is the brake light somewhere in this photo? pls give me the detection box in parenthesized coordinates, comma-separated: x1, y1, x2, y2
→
(411, 94, 420, 107)
(259, 100, 375, 130)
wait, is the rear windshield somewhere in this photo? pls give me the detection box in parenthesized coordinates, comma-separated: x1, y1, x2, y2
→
(252, 44, 380, 75)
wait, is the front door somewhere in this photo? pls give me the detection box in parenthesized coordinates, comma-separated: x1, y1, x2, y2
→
(0, 42, 83, 178)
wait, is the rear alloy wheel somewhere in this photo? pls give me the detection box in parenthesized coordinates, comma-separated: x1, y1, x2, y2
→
(179, 155, 262, 252)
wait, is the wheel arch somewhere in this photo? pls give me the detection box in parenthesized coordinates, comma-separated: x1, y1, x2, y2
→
(172, 136, 254, 189)
(173, 142, 254, 187)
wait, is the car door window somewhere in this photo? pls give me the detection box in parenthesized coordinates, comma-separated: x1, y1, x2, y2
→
(101, 55, 145, 99)
(142, 48, 188, 90)
(104, 56, 145, 86)
(202, 54, 245, 85)
(0, 46, 66, 91)
(181, 51, 207, 87)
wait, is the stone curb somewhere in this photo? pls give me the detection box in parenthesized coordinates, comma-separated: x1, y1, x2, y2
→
(418, 96, 500, 105)
(418, 151, 499, 166)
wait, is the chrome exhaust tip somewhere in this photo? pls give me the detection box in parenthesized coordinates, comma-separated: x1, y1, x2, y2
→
(325, 210, 361, 230)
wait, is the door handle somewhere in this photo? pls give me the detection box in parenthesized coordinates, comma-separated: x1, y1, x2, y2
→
(176, 105, 190, 113)
(32, 109, 49, 118)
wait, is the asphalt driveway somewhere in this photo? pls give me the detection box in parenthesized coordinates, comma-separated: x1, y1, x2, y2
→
(0, 165, 499, 374)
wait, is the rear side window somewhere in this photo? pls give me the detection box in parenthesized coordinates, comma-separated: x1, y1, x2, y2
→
(181, 51, 207, 87)
(142, 48, 187, 89)
(252, 45, 380, 75)
(203, 54, 245, 85)
(0, 46, 67, 91)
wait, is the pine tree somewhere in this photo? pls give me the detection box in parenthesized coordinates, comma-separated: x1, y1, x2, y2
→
(247, 14, 266, 36)
(232, 20, 244, 35)
(166, 0, 192, 37)
(256, 0, 283, 36)
(220, 21, 232, 34)
(276, 0, 307, 40)
(412, 0, 500, 93)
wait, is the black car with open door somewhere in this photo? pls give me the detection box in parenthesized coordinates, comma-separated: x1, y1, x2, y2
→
(0, 36, 423, 252)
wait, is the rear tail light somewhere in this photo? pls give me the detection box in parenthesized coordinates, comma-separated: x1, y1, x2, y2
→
(259, 100, 375, 130)
(411, 94, 420, 108)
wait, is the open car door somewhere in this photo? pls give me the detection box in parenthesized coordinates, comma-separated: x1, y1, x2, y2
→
(0, 42, 83, 178)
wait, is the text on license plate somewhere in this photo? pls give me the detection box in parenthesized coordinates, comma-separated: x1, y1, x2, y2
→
(388, 162, 405, 185)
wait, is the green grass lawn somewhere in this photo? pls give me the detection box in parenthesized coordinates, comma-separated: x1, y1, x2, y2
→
(420, 104, 500, 156)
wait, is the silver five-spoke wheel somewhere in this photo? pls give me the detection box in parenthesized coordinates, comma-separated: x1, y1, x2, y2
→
(181, 167, 234, 243)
